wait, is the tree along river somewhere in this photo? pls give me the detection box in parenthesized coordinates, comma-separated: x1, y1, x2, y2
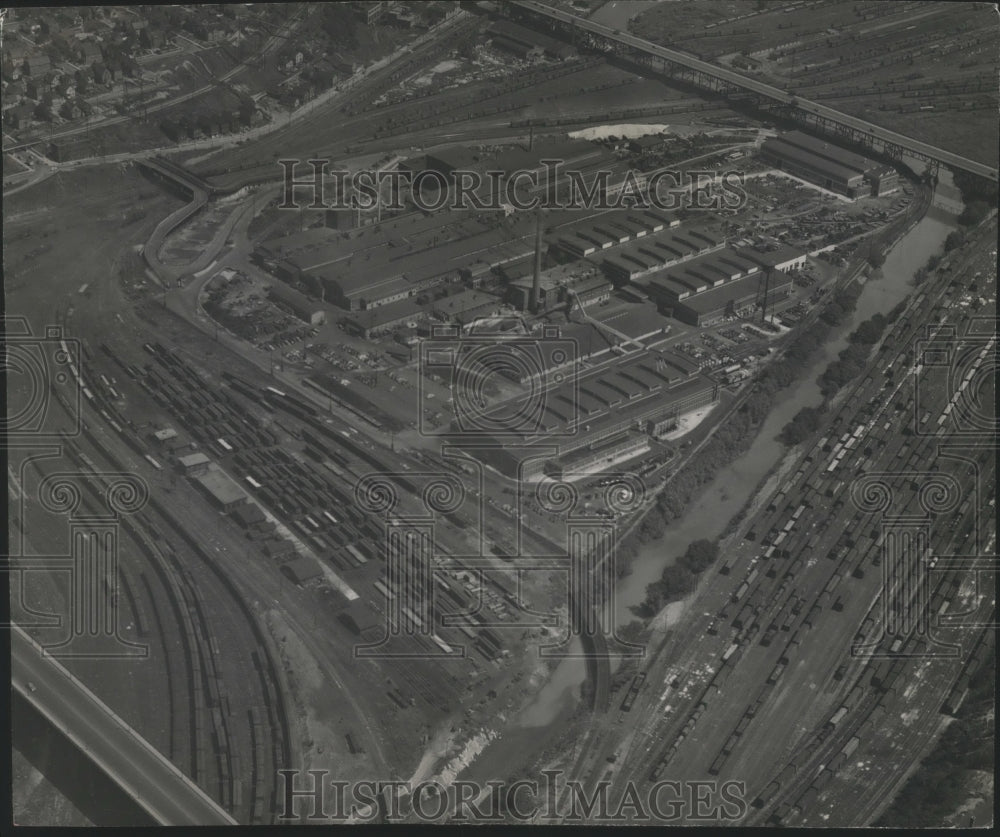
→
(459, 173, 963, 785)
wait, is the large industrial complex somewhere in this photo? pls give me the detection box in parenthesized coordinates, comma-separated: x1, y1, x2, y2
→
(5, 0, 996, 831)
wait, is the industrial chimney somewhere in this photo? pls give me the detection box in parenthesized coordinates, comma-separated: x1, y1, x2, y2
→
(529, 208, 543, 314)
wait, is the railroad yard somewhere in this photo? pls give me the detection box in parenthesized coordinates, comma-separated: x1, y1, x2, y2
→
(5, 0, 997, 829)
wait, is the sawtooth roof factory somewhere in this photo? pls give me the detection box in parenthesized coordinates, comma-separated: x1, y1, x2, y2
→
(643, 243, 803, 327)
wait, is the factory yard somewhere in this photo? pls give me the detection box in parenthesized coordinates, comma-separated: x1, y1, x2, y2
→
(4, 0, 996, 830)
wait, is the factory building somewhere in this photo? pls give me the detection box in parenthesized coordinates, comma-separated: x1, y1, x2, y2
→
(431, 289, 503, 329)
(644, 247, 762, 304)
(177, 451, 211, 476)
(736, 243, 808, 274)
(868, 166, 900, 196)
(507, 262, 611, 311)
(519, 373, 718, 480)
(281, 556, 324, 584)
(152, 427, 178, 443)
(547, 434, 651, 479)
(269, 223, 535, 312)
(194, 467, 248, 511)
(489, 33, 544, 61)
(598, 225, 726, 285)
(565, 274, 613, 308)
(230, 501, 269, 534)
(761, 131, 898, 198)
(467, 347, 714, 480)
(268, 282, 327, 325)
(551, 208, 679, 260)
(344, 296, 427, 339)
(667, 270, 792, 327)
(486, 20, 578, 61)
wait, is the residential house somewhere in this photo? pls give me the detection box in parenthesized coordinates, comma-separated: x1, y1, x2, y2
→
(24, 55, 52, 76)
(79, 40, 103, 66)
(5, 104, 35, 129)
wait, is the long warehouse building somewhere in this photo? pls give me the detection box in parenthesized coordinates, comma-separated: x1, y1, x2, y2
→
(762, 131, 899, 198)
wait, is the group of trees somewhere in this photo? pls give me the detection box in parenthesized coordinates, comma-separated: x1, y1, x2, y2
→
(318, 4, 360, 49)
(638, 540, 720, 617)
(159, 97, 255, 141)
(953, 169, 997, 228)
(944, 228, 967, 252)
(778, 405, 826, 445)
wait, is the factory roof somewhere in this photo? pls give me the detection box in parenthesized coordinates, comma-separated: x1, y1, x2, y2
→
(264, 538, 296, 559)
(281, 556, 323, 584)
(598, 223, 724, 277)
(673, 270, 788, 316)
(736, 243, 807, 270)
(432, 289, 502, 321)
(593, 305, 672, 341)
(763, 137, 866, 185)
(268, 282, 325, 315)
(645, 246, 760, 299)
(257, 227, 334, 260)
(547, 372, 714, 451)
(195, 467, 248, 507)
(487, 19, 578, 58)
(231, 502, 266, 527)
(348, 295, 427, 332)
(778, 131, 877, 175)
(312, 225, 536, 298)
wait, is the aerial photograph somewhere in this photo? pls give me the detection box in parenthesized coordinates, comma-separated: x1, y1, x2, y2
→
(3, 0, 997, 828)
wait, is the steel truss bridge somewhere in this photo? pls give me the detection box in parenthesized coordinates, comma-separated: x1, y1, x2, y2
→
(501, 0, 998, 183)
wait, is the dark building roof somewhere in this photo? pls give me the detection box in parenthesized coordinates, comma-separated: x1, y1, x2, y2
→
(194, 468, 247, 507)
(778, 131, 876, 175)
(268, 281, 325, 321)
(673, 270, 791, 318)
(763, 138, 866, 185)
(231, 502, 266, 527)
(263, 538, 296, 559)
(281, 555, 323, 584)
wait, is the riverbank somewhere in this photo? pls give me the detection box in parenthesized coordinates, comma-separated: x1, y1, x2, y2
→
(457, 172, 961, 800)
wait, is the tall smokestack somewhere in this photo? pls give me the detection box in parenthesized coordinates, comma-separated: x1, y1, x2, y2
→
(528, 124, 534, 152)
(530, 208, 543, 314)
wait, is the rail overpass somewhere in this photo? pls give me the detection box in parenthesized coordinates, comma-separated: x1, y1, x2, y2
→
(502, 0, 998, 183)
(137, 156, 216, 199)
(11, 625, 238, 826)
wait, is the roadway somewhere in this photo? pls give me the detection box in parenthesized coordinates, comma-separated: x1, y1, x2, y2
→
(11, 625, 238, 827)
(507, 0, 998, 182)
